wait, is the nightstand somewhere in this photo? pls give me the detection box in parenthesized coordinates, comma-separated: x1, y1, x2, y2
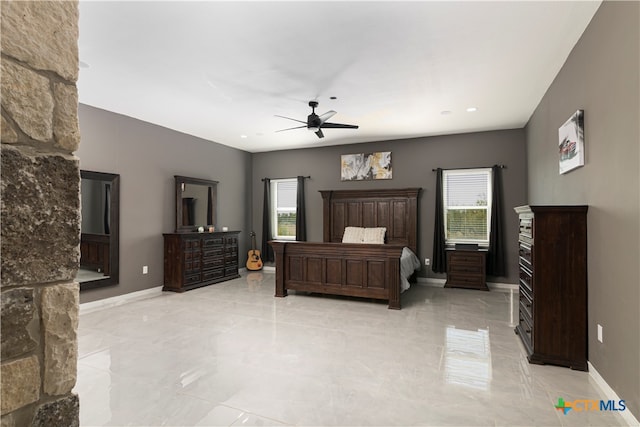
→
(445, 249, 488, 291)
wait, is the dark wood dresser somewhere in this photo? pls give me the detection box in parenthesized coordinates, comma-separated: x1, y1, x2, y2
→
(163, 231, 240, 292)
(80, 233, 110, 275)
(514, 205, 588, 371)
(445, 249, 488, 291)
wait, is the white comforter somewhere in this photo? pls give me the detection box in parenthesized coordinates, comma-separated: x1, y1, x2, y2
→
(400, 247, 421, 292)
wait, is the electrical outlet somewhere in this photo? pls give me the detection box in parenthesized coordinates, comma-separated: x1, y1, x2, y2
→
(597, 324, 603, 343)
(142, 266, 148, 275)
(424, 258, 430, 266)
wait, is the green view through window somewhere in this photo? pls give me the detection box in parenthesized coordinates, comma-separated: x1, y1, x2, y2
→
(442, 168, 492, 245)
(272, 179, 297, 239)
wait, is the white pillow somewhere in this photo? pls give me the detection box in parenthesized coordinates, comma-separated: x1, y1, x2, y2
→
(362, 227, 386, 244)
(342, 226, 364, 243)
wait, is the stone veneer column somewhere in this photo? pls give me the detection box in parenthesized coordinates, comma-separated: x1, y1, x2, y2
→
(1, 1, 81, 426)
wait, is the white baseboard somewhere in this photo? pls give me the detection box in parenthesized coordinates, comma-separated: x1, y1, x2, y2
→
(588, 362, 640, 426)
(415, 277, 517, 292)
(79, 286, 163, 315)
(241, 266, 275, 273)
(487, 282, 518, 292)
(80, 267, 276, 315)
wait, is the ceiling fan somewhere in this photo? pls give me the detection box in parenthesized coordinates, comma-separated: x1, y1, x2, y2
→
(275, 101, 359, 139)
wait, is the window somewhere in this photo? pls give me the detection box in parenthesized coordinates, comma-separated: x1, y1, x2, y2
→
(442, 168, 492, 245)
(271, 179, 297, 239)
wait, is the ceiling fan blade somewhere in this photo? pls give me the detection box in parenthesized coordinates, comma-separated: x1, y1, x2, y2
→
(315, 129, 325, 138)
(274, 115, 306, 124)
(275, 125, 307, 132)
(321, 122, 359, 129)
(318, 110, 337, 125)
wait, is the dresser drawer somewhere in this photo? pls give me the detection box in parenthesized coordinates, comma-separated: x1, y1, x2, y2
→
(202, 268, 224, 282)
(518, 242, 532, 269)
(449, 263, 483, 275)
(202, 257, 224, 270)
(518, 308, 533, 345)
(184, 273, 201, 285)
(447, 273, 483, 285)
(185, 259, 200, 273)
(184, 250, 200, 261)
(519, 267, 533, 295)
(519, 289, 533, 320)
(519, 277, 533, 303)
(183, 239, 201, 250)
(203, 247, 224, 258)
(449, 252, 484, 265)
(519, 215, 533, 239)
(203, 237, 224, 247)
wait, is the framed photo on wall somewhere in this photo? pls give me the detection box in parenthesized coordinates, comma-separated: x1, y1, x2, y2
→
(558, 109, 585, 174)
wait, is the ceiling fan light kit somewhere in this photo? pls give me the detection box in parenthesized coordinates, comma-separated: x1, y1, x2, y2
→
(276, 100, 359, 139)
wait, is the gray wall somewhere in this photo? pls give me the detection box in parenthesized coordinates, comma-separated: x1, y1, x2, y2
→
(525, 1, 639, 417)
(77, 104, 527, 296)
(76, 104, 252, 303)
(252, 129, 527, 284)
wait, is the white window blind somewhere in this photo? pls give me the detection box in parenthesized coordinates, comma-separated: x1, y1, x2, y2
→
(271, 179, 297, 239)
(442, 168, 492, 245)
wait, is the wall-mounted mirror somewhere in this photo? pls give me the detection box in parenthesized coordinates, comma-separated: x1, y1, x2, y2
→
(175, 175, 218, 232)
(77, 170, 120, 290)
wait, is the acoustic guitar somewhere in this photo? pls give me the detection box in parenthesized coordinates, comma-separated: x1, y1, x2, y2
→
(246, 231, 263, 271)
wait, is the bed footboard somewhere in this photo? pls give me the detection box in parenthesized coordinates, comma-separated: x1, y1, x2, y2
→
(269, 241, 405, 309)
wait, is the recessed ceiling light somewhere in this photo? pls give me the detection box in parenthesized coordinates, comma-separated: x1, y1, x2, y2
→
(441, 110, 452, 115)
(240, 135, 248, 139)
(466, 107, 478, 113)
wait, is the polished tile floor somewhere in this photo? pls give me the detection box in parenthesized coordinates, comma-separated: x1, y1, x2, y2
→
(75, 272, 627, 426)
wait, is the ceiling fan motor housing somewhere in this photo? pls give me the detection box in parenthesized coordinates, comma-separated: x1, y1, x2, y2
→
(307, 101, 321, 128)
(275, 100, 358, 139)
(307, 114, 321, 128)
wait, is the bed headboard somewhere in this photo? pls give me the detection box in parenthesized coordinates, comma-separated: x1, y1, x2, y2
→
(319, 188, 421, 254)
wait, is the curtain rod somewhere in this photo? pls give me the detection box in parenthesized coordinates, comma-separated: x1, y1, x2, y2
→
(432, 164, 506, 172)
(261, 175, 310, 181)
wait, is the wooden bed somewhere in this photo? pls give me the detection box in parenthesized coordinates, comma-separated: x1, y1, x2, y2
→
(269, 188, 420, 309)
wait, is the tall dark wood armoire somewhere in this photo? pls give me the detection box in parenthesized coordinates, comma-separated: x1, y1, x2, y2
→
(514, 205, 588, 371)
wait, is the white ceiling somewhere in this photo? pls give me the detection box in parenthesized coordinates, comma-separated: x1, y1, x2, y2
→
(78, 1, 601, 153)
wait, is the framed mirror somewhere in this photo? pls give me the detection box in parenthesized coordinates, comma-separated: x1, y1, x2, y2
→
(175, 175, 218, 232)
(77, 170, 120, 290)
